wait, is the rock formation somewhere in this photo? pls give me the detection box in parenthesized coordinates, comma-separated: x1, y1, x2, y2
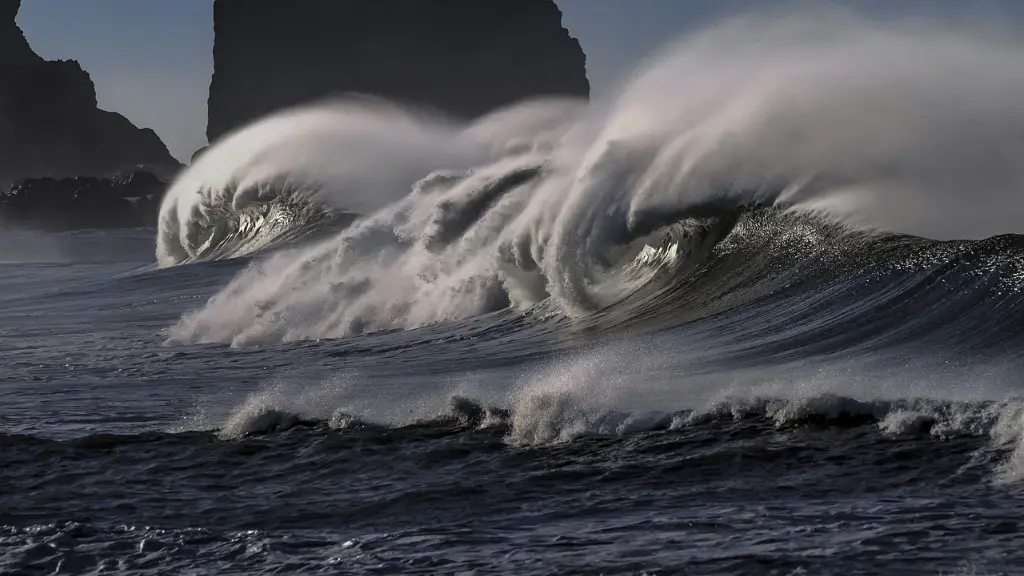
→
(0, 0, 180, 189)
(206, 0, 589, 143)
(0, 171, 169, 230)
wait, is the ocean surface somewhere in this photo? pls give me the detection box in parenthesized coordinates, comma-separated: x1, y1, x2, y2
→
(7, 10, 1024, 575)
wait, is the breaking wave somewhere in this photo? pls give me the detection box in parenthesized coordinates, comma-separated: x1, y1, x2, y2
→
(158, 8, 1024, 354)
(166, 380, 1024, 484)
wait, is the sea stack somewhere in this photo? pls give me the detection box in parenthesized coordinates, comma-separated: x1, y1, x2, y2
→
(206, 0, 589, 144)
(0, 0, 180, 187)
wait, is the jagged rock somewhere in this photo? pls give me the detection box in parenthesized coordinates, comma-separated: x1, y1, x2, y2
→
(0, 0, 180, 188)
(207, 0, 589, 143)
(0, 171, 168, 230)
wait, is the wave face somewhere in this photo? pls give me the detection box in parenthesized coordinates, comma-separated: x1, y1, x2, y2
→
(159, 9, 1024, 348)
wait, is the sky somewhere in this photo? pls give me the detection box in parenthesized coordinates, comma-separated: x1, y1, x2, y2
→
(15, 0, 1024, 162)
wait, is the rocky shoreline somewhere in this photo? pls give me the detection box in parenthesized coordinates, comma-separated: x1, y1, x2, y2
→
(0, 171, 168, 230)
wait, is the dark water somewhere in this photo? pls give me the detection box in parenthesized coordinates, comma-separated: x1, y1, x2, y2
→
(3, 220, 1024, 575)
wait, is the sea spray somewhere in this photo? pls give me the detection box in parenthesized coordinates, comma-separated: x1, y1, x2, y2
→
(162, 8, 1024, 346)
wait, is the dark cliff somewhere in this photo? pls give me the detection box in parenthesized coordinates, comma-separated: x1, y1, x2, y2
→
(0, 171, 169, 230)
(0, 0, 180, 187)
(207, 0, 589, 143)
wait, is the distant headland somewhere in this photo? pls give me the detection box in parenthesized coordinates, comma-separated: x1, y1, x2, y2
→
(0, 0, 589, 229)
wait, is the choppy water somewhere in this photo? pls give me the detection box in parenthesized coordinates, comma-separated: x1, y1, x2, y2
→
(8, 8, 1024, 575)
(4, 218, 1024, 575)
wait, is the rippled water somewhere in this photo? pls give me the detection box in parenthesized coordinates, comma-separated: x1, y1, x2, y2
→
(3, 227, 1024, 575)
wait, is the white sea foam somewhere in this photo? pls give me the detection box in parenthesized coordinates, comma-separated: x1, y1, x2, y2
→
(159, 9, 1024, 347)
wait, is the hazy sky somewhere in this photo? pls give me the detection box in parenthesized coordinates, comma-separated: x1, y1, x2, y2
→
(15, 1, 1023, 162)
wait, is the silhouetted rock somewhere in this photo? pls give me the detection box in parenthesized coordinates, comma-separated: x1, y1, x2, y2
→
(0, 0, 180, 188)
(207, 0, 589, 143)
(0, 171, 168, 230)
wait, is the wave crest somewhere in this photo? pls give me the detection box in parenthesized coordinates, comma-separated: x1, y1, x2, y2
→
(160, 8, 1024, 346)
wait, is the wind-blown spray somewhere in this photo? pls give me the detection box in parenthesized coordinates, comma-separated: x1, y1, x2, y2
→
(160, 9, 1024, 347)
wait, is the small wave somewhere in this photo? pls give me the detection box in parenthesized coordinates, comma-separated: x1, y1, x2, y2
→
(7, 394, 1016, 447)
(172, 392, 1016, 444)
(165, 371, 1024, 484)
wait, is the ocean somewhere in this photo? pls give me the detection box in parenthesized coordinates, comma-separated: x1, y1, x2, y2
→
(5, 11, 1024, 575)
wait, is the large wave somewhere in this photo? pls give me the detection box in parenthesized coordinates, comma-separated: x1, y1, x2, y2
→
(159, 9, 1024, 347)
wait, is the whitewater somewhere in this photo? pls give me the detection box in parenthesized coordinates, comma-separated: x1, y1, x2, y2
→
(5, 9, 1024, 575)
